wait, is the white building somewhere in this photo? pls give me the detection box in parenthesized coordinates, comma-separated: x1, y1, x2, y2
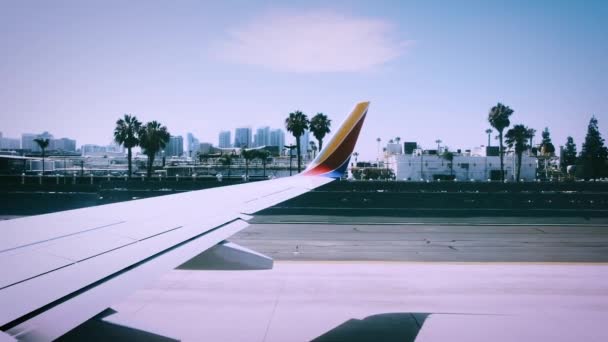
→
(388, 152, 537, 182)
(386, 142, 402, 155)
(81, 144, 107, 156)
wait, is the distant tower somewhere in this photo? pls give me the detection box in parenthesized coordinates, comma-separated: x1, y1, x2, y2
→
(187, 133, 200, 154)
(298, 130, 310, 156)
(254, 126, 271, 147)
(234, 127, 252, 148)
(165, 135, 184, 157)
(269, 129, 285, 148)
(219, 131, 231, 148)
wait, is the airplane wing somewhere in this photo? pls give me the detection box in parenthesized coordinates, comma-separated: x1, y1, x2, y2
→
(0, 101, 370, 341)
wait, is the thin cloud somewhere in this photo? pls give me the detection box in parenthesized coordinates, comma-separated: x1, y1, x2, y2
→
(215, 9, 411, 72)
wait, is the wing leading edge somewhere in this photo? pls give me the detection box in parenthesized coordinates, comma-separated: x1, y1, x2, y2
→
(0, 101, 370, 341)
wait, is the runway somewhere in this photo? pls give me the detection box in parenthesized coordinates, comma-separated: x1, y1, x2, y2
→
(233, 221, 608, 262)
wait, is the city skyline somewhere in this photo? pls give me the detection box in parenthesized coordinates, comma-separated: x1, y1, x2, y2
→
(1, 1, 606, 160)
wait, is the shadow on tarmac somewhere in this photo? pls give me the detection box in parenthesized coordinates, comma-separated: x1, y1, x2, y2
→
(58, 309, 178, 342)
(313, 312, 429, 342)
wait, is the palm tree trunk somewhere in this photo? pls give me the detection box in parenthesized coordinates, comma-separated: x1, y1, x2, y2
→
(41, 149, 45, 176)
(296, 136, 302, 173)
(516, 152, 522, 182)
(318, 139, 323, 152)
(147, 154, 154, 178)
(127, 147, 132, 178)
(263, 161, 266, 177)
(499, 131, 504, 181)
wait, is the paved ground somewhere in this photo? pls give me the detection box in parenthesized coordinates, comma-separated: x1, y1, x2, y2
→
(73, 262, 608, 342)
(250, 214, 608, 225)
(232, 221, 608, 262)
(12, 212, 608, 341)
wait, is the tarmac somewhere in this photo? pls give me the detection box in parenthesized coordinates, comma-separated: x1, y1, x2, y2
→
(61, 215, 608, 341)
(66, 262, 608, 342)
(233, 217, 608, 263)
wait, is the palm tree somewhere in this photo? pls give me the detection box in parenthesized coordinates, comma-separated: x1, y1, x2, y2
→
(113, 114, 141, 178)
(285, 110, 309, 172)
(528, 128, 537, 149)
(138, 121, 170, 178)
(34, 138, 50, 175)
(376, 137, 381, 162)
(219, 152, 234, 178)
(309, 141, 317, 158)
(395, 137, 401, 153)
(309, 113, 331, 152)
(442, 149, 455, 178)
(353, 152, 359, 165)
(256, 150, 271, 177)
(488, 103, 514, 181)
(242, 147, 257, 179)
(505, 124, 534, 182)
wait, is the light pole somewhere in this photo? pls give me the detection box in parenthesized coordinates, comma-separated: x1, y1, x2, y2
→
(419, 144, 424, 181)
(435, 139, 442, 152)
(376, 138, 381, 164)
(284, 144, 296, 176)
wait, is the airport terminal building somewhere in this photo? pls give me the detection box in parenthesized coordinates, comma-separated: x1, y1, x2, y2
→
(388, 146, 537, 182)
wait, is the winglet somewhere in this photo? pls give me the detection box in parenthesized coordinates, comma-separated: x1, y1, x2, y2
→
(302, 101, 369, 178)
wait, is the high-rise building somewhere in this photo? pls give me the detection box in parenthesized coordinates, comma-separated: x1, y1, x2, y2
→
(218, 131, 231, 148)
(164, 135, 184, 157)
(298, 130, 310, 156)
(53, 138, 76, 152)
(186, 133, 200, 155)
(21, 132, 54, 152)
(254, 126, 271, 147)
(21, 133, 37, 151)
(81, 144, 107, 156)
(234, 127, 251, 148)
(0, 136, 20, 150)
(269, 129, 285, 148)
(106, 142, 124, 153)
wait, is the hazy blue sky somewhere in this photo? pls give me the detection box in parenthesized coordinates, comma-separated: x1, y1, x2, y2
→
(1, 0, 606, 159)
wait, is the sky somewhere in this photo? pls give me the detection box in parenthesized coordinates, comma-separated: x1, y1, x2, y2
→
(1, 0, 607, 160)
